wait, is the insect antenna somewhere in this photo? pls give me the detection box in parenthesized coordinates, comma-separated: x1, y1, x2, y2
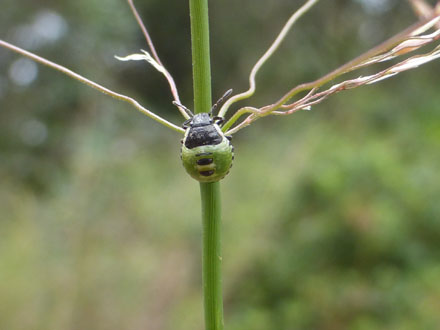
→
(211, 89, 233, 115)
(173, 101, 194, 117)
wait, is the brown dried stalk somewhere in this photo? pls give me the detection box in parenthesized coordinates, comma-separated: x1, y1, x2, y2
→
(0, 39, 185, 133)
(222, 10, 440, 135)
(218, 0, 320, 118)
(126, 0, 187, 118)
(409, 0, 440, 22)
(0, 0, 189, 131)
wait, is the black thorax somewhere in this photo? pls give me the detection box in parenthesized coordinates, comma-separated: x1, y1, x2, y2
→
(185, 124, 223, 149)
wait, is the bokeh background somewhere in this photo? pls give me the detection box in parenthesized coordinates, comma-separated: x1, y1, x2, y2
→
(1, 0, 440, 329)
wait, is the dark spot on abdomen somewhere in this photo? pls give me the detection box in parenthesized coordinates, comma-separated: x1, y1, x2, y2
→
(199, 170, 215, 177)
(197, 158, 213, 165)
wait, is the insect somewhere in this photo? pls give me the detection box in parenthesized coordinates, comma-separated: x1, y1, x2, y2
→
(175, 90, 234, 183)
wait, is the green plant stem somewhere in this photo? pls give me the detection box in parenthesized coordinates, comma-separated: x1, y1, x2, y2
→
(200, 182, 224, 330)
(189, 0, 224, 330)
(189, 0, 212, 114)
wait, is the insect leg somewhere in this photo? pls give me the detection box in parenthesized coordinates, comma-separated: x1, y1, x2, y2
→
(182, 117, 192, 129)
(213, 116, 224, 126)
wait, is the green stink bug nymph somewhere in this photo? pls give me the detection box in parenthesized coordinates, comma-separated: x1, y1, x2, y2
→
(176, 90, 234, 183)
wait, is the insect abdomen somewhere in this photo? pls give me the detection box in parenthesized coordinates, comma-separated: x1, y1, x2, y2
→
(181, 138, 233, 183)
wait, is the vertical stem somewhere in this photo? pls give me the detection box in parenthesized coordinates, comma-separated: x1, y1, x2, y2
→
(189, 1, 224, 330)
(189, 0, 212, 114)
(200, 182, 223, 330)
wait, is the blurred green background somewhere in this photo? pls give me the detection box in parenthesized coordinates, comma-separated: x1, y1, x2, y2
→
(1, 0, 440, 329)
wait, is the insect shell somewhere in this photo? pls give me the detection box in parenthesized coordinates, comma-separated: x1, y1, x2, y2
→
(180, 113, 234, 183)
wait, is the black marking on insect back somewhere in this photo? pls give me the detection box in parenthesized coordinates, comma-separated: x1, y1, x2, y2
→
(197, 158, 213, 165)
(185, 125, 222, 149)
(200, 170, 215, 177)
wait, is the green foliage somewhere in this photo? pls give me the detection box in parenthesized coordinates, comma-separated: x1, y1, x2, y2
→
(1, 0, 440, 329)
